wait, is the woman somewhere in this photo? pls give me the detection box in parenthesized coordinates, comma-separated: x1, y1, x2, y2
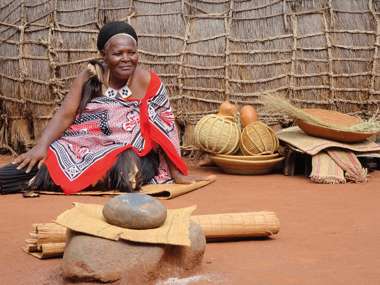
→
(0, 21, 210, 194)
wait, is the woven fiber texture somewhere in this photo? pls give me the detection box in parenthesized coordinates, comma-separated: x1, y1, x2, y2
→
(310, 151, 346, 184)
(1, 0, 380, 151)
(240, 121, 279, 155)
(194, 114, 240, 154)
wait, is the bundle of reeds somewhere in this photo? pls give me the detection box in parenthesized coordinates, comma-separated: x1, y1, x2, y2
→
(23, 223, 66, 259)
(262, 94, 380, 134)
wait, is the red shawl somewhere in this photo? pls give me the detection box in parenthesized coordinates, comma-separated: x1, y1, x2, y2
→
(44, 71, 188, 194)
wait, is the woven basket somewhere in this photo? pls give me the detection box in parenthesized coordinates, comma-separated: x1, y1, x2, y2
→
(212, 152, 280, 161)
(240, 121, 279, 155)
(194, 114, 240, 154)
(210, 155, 284, 175)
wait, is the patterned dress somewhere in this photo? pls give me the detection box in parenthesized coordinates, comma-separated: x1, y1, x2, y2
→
(44, 71, 188, 194)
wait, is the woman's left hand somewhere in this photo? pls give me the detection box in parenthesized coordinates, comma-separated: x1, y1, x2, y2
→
(173, 173, 216, 184)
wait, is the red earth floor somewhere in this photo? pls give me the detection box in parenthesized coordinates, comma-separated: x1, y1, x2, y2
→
(1, 155, 380, 285)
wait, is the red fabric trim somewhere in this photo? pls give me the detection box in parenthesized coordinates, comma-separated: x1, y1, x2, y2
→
(46, 142, 151, 194)
(145, 71, 162, 100)
(142, 72, 188, 175)
(46, 146, 130, 194)
(150, 125, 188, 175)
(45, 70, 187, 193)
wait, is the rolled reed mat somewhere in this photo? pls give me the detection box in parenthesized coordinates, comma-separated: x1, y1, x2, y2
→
(191, 211, 280, 239)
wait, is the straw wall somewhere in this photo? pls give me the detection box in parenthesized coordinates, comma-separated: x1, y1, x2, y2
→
(0, 0, 379, 152)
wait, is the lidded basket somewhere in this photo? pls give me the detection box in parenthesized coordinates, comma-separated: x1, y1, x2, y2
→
(194, 114, 240, 154)
(240, 121, 279, 155)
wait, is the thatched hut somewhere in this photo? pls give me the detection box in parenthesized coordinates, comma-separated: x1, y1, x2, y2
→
(0, 0, 379, 153)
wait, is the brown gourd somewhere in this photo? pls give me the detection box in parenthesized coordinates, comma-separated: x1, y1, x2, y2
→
(218, 101, 237, 117)
(240, 105, 258, 127)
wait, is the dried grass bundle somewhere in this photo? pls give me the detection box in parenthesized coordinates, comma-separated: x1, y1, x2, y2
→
(261, 94, 380, 133)
(349, 112, 380, 132)
(10, 119, 34, 150)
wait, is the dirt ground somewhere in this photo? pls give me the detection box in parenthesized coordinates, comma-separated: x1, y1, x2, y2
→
(1, 154, 380, 285)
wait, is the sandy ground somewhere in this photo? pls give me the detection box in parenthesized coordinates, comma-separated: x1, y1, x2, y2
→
(1, 154, 380, 285)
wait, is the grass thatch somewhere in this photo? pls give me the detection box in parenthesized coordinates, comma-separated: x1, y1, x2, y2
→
(1, 0, 380, 151)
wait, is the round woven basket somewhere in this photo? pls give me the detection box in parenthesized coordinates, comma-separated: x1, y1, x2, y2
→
(240, 121, 279, 155)
(194, 114, 240, 154)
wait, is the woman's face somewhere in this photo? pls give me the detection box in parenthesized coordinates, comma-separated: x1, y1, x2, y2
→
(103, 35, 138, 81)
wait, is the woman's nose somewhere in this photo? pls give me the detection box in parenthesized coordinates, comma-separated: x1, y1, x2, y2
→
(121, 53, 131, 62)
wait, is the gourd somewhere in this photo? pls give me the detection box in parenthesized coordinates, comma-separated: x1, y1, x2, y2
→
(217, 101, 237, 117)
(240, 105, 258, 127)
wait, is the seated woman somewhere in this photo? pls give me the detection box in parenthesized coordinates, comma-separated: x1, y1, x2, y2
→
(0, 21, 210, 194)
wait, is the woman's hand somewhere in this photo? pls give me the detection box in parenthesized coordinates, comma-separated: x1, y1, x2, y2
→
(12, 144, 48, 173)
(173, 172, 216, 184)
(9, 68, 91, 175)
(11, 68, 90, 175)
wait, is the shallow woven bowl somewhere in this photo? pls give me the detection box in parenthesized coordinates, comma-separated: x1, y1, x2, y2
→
(212, 152, 280, 161)
(240, 121, 279, 155)
(297, 109, 376, 143)
(194, 114, 240, 154)
(210, 156, 284, 175)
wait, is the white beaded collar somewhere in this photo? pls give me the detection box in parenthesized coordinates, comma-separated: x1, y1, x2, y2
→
(104, 83, 132, 100)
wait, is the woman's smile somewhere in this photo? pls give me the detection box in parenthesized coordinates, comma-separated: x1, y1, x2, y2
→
(118, 64, 133, 70)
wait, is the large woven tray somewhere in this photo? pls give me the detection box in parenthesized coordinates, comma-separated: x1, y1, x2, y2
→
(212, 152, 280, 161)
(297, 109, 376, 143)
(210, 156, 284, 175)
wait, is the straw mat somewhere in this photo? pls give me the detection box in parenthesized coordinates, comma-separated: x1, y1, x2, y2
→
(310, 152, 346, 184)
(277, 127, 380, 155)
(327, 150, 368, 183)
(309, 149, 368, 184)
(55, 203, 195, 246)
(38, 177, 216, 199)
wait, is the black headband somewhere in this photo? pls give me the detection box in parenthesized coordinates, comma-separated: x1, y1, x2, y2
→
(97, 21, 138, 51)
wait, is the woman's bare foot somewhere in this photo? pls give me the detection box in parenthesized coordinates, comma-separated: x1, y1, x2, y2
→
(173, 173, 216, 184)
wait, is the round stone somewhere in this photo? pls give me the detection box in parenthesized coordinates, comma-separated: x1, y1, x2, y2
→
(102, 193, 167, 229)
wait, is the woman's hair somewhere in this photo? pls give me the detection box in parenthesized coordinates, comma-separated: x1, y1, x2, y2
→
(77, 59, 104, 115)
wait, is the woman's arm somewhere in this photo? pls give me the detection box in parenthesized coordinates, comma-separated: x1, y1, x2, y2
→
(12, 70, 90, 173)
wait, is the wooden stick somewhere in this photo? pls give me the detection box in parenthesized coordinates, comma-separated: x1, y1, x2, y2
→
(33, 223, 66, 234)
(24, 243, 65, 259)
(39, 243, 66, 258)
(29, 224, 66, 244)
